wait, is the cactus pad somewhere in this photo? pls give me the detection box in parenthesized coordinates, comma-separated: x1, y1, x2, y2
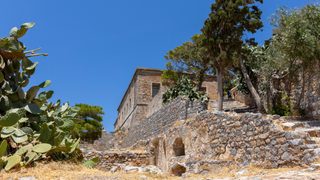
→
(0, 96, 12, 111)
(0, 112, 20, 127)
(0, 140, 7, 157)
(4, 155, 21, 171)
(15, 144, 32, 156)
(59, 119, 74, 131)
(83, 160, 95, 168)
(39, 80, 51, 88)
(32, 143, 52, 153)
(24, 103, 41, 114)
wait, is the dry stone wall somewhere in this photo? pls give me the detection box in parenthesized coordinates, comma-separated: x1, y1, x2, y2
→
(121, 96, 207, 148)
(82, 150, 150, 171)
(89, 95, 320, 176)
(232, 90, 256, 107)
(296, 74, 320, 119)
(132, 111, 320, 175)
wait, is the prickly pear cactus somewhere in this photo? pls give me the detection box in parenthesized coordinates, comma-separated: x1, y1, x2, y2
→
(0, 22, 88, 171)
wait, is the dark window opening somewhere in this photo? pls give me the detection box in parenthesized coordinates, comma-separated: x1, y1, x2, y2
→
(172, 164, 186, 176)
(173, 138, 185, 157)
(199, 87, 206, 92)
(152, 83, 160, 98)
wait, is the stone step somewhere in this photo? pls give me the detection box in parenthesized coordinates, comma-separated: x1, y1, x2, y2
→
(294, 127, 320, 137)
(225, 107, 258, 114)
(282, 120, 320, 131)
(311, 137, 320, 144)
(210, 99, 258, 113)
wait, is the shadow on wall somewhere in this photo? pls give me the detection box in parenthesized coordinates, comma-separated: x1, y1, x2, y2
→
(173, 138, 185, 157)
(172, 163, 186, 176)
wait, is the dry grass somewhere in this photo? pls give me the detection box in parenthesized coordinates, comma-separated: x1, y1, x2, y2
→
(1, 162, 187, 180)
(0, 161, 306, 180)
(189, 164, 300, 179)
(1, 162, 112, 180)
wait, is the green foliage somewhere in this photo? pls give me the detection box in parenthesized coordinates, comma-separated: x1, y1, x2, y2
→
(260, 2, 320, 94)
(199, 0, 263, 110)
(223, 71, 236, 94)
(269, 92, 292, 116)
(82, 160, 96, 168)
(161, 62, 183, 87)
(4, 155, 21, 171)
(164, 34, 212, 89)
(70, 104, 104, 143)
(162, 75, 209, 105)
(0, 22, 84, 171)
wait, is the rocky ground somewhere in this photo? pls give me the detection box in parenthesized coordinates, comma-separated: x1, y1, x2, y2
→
(4, 163, 320, 180)
(76, 167, 320, 180)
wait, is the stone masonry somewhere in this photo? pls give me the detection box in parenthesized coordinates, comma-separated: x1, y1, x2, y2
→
(114, 67, 218, 132)
(89, 95, 320, 177)
(121, 96, 207, 148)
(125, 104, 320, 176)
(82, 150, 150, 171)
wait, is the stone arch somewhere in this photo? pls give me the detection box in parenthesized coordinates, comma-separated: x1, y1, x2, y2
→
(151, 137, 160, 166)
(171, 163, 186, 176)
(173, 138, 185, 157)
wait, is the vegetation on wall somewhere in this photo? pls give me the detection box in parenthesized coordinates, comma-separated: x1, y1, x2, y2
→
(162, 75, 209, 105)
(0, 23, 97, 171)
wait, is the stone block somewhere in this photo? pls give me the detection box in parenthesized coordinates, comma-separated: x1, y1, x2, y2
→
(284, 131, 308, 140)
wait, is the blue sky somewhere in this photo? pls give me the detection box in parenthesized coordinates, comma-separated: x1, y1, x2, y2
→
(0, 0, 314, 133)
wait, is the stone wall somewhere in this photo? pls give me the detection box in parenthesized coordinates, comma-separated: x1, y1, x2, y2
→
(146, 86, 167, 118)
(254, 69, 320, 118)
(115, 67, 218, 132)
(129, 111, 320, 176)
(147, 91, 162, 118)
(83, 150, 150, 171)
(293, 72, 320, 119)
(121, 96, 207, 148)
(230, 88, 255, 107)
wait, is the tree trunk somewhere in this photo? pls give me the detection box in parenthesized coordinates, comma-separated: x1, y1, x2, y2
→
(216, 66, 224, 111)
(238, 55, 265, 113)
(270, 72, 281, 111)
(197, 82, 202, 91)
(196, 69, 206, 91)
(296, 68, 305, 108)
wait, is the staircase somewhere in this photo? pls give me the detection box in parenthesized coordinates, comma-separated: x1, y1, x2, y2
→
(281, 119, 320, 144)
(209, 99, 258, 113)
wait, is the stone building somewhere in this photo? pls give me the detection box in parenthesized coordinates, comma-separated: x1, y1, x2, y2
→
(114, 67, 218, 131)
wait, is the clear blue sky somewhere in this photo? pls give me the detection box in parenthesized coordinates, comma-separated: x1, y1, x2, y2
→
(1, 0, 314, 133)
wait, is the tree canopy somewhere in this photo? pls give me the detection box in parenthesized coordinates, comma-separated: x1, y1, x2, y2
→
(70, 104, 105, 143)
(164, 34, 212, 90)
(201, 0, 264, 111)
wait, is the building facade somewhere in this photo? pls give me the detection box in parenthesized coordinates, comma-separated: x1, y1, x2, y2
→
(114, 67, 218, 131)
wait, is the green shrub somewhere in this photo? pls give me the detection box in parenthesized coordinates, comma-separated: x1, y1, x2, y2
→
(162, 75, 210, 105)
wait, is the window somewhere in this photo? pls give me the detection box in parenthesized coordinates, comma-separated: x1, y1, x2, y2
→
(173, 138, 185, 157)
(152, 83, 160, 98)
(199, 87, 206, 93)
(127, 103, 128, 113)
(130, 98, 131, 107)
(122, 112, 123, 120)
